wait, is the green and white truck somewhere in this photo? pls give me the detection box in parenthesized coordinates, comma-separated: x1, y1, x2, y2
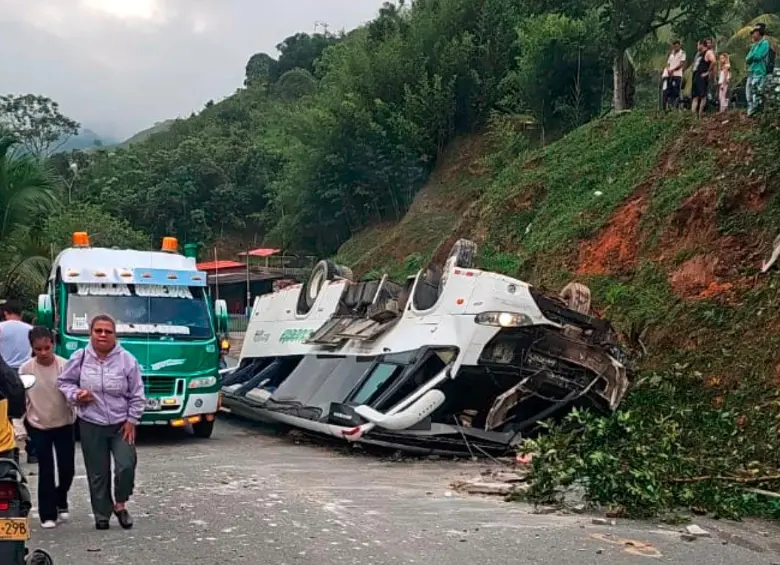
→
(35, 232, 229, 438)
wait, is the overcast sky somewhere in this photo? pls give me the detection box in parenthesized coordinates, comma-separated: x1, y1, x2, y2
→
(0, 0, 384, 140)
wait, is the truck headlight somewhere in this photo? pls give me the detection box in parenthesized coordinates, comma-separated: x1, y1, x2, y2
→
(475, 311, 532, 328)
(189, 376, 217, 389)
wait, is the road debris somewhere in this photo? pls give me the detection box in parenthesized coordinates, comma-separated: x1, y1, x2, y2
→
(450, 468, 531, 497)
(592, 518, 616, 526)
(684, 524, 711, 538)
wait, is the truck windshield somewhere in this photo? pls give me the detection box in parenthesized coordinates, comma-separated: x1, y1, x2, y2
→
(65, 283, 213, 339)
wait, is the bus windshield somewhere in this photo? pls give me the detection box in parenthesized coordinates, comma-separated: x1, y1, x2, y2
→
(65, 283, 213, 339)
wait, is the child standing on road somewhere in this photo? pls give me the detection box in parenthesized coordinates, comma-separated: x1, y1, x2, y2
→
(718, 52, 731, 112)
(18, 326, 76, 529)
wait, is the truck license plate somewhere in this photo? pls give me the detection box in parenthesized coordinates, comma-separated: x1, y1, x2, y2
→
(0, 518, 30, 541)
(145, 398, 161, 411)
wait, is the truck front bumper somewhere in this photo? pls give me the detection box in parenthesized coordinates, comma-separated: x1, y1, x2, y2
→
(140, 391, 220, 426)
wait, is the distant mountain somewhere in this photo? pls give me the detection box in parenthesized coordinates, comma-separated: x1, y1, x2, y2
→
(55, 128, 118, 153)
(117, 120, 176, 148)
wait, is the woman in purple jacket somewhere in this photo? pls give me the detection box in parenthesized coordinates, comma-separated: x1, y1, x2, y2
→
(58, 314, 145, 531)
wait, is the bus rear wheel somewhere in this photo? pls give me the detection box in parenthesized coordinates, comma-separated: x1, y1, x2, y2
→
(192, 418, 215, 439)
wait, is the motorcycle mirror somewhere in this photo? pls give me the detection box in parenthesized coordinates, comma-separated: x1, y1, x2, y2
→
(26, 548, 54, 565)
(19, 374, 37, 390)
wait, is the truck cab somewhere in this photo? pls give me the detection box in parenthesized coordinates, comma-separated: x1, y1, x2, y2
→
(37, 232, 229, 438)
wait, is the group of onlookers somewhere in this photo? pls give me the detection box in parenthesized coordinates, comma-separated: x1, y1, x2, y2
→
(662, 22, 774, 117)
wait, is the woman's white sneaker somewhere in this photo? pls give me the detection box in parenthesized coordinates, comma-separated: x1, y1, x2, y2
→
(41, 521, 57, 529)
(58, 511, 70, 521)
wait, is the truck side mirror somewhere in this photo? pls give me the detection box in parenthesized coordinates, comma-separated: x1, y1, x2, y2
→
(214, 299, 229, 334)
(37, 294, 54, 328)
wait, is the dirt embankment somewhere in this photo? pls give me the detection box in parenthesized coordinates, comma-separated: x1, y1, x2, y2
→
(343, 111, 776, 315)
(340, 134, 495, 277)
(574, 113, 770, 303)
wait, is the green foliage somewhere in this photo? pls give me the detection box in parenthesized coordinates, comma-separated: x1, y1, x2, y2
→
(273, 32, 341, 81)
(0, 135, 58, 297)
(274, 69, 318, 101)
(502, 12, 610, 132)
(60, 0, 537, 256)
(521, 366, 780, 519)
(588, 264, 676, 333)
(484, 111, 684, 264)
(43, 202, 148, 253)
(481, 111, 532, 170)
(245, 52, 277, 88)
(0, 94, 80, 157)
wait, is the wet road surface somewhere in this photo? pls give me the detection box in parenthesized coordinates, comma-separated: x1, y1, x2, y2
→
(23, 416, 780, 565)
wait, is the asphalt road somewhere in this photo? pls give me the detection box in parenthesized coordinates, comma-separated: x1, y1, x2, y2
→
(21, 417, 780, 565)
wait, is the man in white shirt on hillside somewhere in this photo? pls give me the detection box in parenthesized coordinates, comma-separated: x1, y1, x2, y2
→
(663, 40, 686, 109)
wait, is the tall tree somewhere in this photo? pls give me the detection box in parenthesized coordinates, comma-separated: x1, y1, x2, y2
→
(273, 32, 340, 80)
(541, 0, 733, 110)
(0, 94, 80, 157)
(244, 53, 278, 88)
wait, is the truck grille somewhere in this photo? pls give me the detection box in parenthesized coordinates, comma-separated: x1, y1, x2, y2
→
(144, 376, 179, 396)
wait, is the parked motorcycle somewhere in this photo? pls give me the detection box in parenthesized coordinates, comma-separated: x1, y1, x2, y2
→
(0, 374, 54, 565)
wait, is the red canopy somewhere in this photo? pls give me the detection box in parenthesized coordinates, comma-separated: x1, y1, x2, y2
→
(237, 248, 280, 258)
(196, 260, 245, 271)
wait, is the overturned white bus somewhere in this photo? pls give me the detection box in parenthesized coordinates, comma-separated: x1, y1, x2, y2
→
(221, 240, 630, 455)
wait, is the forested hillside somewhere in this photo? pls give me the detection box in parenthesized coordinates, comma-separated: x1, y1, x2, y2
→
(39, 0, 780, 257)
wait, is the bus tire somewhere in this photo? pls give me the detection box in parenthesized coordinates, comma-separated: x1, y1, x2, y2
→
(301, 260, 337, 312)
(192, 418, 215, 439)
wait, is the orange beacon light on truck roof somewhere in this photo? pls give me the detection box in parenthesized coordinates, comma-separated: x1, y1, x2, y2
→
(72, 232, 90, 247)
(161, 236, 179, 253)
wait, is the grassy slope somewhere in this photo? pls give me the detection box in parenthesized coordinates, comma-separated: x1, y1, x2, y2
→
(340, 110, 777, 377)
(338, 110, 780, 515)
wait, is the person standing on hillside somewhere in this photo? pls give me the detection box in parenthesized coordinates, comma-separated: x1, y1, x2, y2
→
(691, 39, 716, 117)
(718, 52, 732, 112)
(19, 327, 76, 529)
(746, 23, 771, 117)
(0, 300, 36, 464)
(663, 40, 686, 109)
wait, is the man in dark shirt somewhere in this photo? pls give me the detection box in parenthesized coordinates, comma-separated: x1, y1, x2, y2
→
(0, 353, 25, 461)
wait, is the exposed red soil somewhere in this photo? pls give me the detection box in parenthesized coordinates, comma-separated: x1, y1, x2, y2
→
(575, 146, 680, 276)
(657, 187, 719, 258)
(658, 186, 763, 301)
(575, 113, 764, 301)
(576, 194, 647, 276)
(668, 255, 733, 299)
